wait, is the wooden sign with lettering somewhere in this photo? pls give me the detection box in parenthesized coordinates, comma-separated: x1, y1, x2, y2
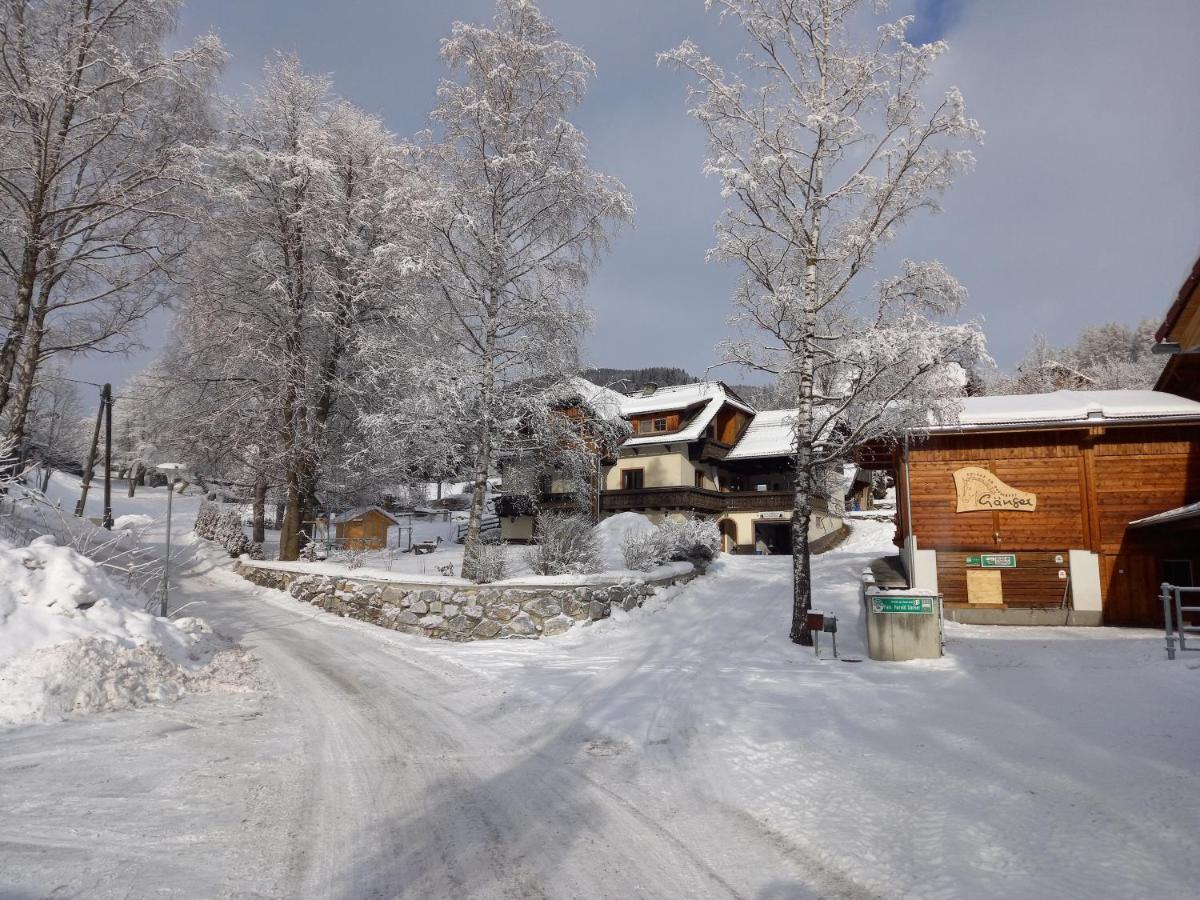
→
(953, 466, 1037, 513)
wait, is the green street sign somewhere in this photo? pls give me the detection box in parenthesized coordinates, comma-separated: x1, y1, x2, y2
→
(870, 595, 934, 614)
(965, 553, 1017, 569)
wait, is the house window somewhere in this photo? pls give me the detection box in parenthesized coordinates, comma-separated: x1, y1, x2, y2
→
(695, 471, 705, 489)
(653, 417, 668, 432)
(622, 469, 644, 490)
(638, 419, 653, 434)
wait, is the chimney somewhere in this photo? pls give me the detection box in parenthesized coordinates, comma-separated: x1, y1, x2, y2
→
(641, 382, 658, 397)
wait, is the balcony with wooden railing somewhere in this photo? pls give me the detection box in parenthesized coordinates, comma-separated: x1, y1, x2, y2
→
(600, 486, 797, 515)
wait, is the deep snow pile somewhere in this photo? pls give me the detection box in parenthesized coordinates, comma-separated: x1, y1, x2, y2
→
(113, 513, 155, 531)
(0, 535, 254, 726)
(593, 511, 657, 570)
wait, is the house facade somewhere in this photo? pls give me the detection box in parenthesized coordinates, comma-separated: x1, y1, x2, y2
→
(598, 382, 844, 554)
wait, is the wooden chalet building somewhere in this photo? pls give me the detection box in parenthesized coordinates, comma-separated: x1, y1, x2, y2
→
(600, 382, 843, 554)
(863, 390, 1200, 627)
(1154, 253, 1200, 402)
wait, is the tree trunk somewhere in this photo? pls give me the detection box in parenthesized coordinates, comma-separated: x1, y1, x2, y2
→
(4, 299, 49, 447)
(252, 473, 267, 544)
(280, 472, 303, 561)
(459, 314, 499, 582)
(0, 224, 44, 419)
(789, 452, 816, 645)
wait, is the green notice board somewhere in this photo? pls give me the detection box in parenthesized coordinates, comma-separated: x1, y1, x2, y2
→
(870, 595, 935, 615)
(965, 553, 1017, 569)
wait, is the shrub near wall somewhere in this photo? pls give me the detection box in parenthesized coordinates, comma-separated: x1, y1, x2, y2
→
(235, 562, 699, 642)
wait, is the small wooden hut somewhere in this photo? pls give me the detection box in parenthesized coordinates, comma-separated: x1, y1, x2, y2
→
(332, 507, 400, 551)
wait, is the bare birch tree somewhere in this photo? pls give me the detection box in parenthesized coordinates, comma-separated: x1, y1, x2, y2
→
(662, 0, 986, 644)
(404, 0, 632, 581)
(0, 0, 222, 444)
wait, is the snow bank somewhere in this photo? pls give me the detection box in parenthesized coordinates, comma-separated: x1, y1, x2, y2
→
(113, 513, 155, 531)
(0, 536, 254, 727)
(594, 511, 657, 570)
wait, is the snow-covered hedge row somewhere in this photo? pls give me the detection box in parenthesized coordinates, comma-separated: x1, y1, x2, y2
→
(194, 502, 262, 559)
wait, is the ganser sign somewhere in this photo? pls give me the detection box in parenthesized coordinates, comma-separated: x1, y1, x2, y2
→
(953, 466, 1037, 513)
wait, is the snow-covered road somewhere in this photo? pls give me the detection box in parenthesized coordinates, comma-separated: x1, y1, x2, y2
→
(0, 550, 846, 899)
(2, 513, 1197, 898)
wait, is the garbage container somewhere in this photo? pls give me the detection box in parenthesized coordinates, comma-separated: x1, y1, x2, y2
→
(862, 580, 943, 661)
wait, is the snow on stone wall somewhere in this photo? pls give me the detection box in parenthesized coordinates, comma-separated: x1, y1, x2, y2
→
(234, 563, 700, 642)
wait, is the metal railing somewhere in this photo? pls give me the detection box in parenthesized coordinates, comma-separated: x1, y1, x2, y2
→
(1161, 583, 1200, 660)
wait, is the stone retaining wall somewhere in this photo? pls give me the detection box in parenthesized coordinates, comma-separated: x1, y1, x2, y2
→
(235, 562, 700, 642)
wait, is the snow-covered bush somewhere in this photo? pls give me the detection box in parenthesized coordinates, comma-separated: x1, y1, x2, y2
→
(193, 503, 220, 541)
(524, 512, 600, 576)
(337, 547, 367, 570)
(658, 518, 721, 564)
(468, 543, 507, 584)
(621, 528, 673, 572)
(621, 517, 721, 571)
(244, 542, 265, 561)
(224, 530, 250, 559)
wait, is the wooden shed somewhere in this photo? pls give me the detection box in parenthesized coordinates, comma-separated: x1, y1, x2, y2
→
(873, 391, 1200, 627)
(332, 507, 400, 551)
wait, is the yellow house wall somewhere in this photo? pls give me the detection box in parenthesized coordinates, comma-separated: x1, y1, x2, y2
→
(717, 509, 841, 549)
(606, 451, 697, 489)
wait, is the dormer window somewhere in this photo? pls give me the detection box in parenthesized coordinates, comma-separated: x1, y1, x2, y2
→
(653, 417, 667, 432)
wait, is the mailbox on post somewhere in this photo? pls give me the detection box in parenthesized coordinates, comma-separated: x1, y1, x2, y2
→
(806, 611, 839, 659)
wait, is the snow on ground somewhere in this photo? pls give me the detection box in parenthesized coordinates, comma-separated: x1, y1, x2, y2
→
(383, 517, 1200, 899)
(5, 480, 1198, 897)
(258, 510, 689, 586)
(0, 475, 254, 726)
(0, 534, 254, 726)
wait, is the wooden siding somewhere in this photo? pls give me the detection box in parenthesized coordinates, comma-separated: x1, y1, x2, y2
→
(903, 423, 1200, 625)
(938, 551, 1071, 609)
(712, 405, 751, 446)
(334, 509, 392, 550)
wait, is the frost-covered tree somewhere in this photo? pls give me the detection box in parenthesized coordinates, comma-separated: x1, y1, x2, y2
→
(182, 57, 402, 559)
(389, 0, 633, 582)
(662, 0, 986, 644)
(996, 318, 1164, 394)
(0, 0, 223, 445)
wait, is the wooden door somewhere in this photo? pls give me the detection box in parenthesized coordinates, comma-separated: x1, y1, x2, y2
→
(1102, 553, 1161, 627)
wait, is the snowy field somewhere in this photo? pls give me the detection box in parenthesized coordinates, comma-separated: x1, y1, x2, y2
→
(1, 480, 1197, 897)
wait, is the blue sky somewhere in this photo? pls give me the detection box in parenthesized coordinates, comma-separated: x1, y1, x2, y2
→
(71, 0, 1200, 389)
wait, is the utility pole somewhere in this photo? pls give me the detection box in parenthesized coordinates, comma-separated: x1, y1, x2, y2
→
(75, 385, 106, 517)
(102, 383, 114, 530)
(156, 464, 183, 617)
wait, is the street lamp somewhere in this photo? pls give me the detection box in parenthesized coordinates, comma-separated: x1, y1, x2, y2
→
(156, 463, 185, 618)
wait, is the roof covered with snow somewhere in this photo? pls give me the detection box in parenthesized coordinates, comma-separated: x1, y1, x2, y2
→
(724, 409, 797, 460)
(620, 382, 755, 448)
(330, 506, 402, 525)
(927, 390, 1200, 431)
(1129, 500, 1200, 529)
(548, 377, 627, 422)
